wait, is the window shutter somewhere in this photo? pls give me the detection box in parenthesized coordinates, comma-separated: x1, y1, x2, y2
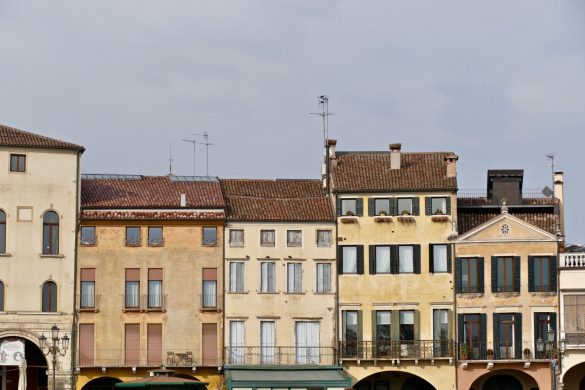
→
(336, 197, 342, 216)
(391, 246, 399, 274)
(368, 198, 375, 216)
(446, 197, 452, 215)
(448, 309, 454, 341)
(337, 246, 343, 275)
(528, 256, 535, 292)
(479, 314, 487, 359)
(357, 310, 363, 356)
(79, 324, 95, 366)
(412, 197, 420, 216)
(341, 311, 346, 341)
(478, 257, 485, 293)
(551, 256, 558, 292)
(413, 245, 421, 274)
(491, 257, 497, 293)
(454, 258, 462, 293)
(429, 244, 435, 273)
(492, 313, 499, 359)
(457, 314, 465, 345)
(371, 311, 377, 343)
(147, 324, 162, 366)
(550, 312, 557, 338)
(356, 199, 364, 216)
(369, 246, 376, 275)
(414, 310, 420, 340)
(357, 245, 364, 274)
(447, 245, 452, 273)
(202, 323, 218, 366)
(390, 198, 398, 216)
(514, 256, 521, 293)
(533, 312, 539, 349)
(514, 313, 522, 359)
(425, 197, 432, 216)
(391, 310, 400, 340)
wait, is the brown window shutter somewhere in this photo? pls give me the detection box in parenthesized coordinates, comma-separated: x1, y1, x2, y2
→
(125, 324, 140, 365)
(202, 323, 218, 366)
(80, 268, 95, 282)
(147, 324, 162, 366)
(126, 269, 140, 281)
(203, 268, 217, 281)
(148, 268, 163, 281)
(79, 324, 94, 366)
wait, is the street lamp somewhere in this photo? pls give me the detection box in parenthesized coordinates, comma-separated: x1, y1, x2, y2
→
(39, 325, 69, 390)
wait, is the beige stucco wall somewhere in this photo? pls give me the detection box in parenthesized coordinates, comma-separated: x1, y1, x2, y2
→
(77, 220, 224, 389)
(0, 146, 80, 389)
(224, 222, 337, 358)
(559, 266, 585, 387)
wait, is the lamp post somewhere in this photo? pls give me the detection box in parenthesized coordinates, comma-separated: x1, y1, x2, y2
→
(39, 325, 69, 390)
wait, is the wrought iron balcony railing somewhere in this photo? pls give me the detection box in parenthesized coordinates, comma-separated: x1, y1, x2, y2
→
(223, 346, 336, 366)
(76, 294, 101, 312)
(458, 341, 557, 361)
(123, 294, 167, 312)
(339, 340, 454, 360)
(78, 349, 221, 367)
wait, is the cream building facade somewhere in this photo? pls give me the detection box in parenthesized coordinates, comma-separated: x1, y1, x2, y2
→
(0, 124, 84, 390)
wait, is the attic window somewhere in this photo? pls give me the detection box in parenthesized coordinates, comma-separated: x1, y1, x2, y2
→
(500, 224, 511, 236)
(10, 154, 26, 172)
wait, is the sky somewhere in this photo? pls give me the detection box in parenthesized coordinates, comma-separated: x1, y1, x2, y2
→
(0, 1, 583, 242)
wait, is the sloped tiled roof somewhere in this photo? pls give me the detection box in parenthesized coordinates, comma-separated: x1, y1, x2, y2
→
(332, 152, 457, 192)
(457, 207, 558, 235)
(81, 176, 225, 209)
(0, 123, 84, 151)
(81, 210, 224, 221)
(220, 179, 334, 222)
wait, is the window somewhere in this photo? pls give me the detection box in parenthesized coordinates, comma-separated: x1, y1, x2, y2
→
(564, 295, 585, 333)
(0, 281, 4, 311)
(42, 281, 57, 312)
(0, 210, 5, 254)
(397, 198, 413, 215)
(9, 154, 26, 172)
(374, 311, 391, 357)
(148, 268, 163, 309)
(398, 245, 414, 273)
(229, 262, 245, 292)
(431, 198, 447, 215)
(80, 268, 95, 309)
(529, 256, 556, 292)
(433, 309, 449, 357)
(260, 321, 275, 364)
(229, 321, 245, 364)
(316, 263, 331, 293)
(374, 198, 391, 216)
(287, 263, 302, 293)
(493, 256, 519, 292)
(460, 314, 485, 359)
(341, 246, 357, 274)
(202, 323, 218, 366)
(296, 321, 320, 364)
(399, 310, 415, 341)
(430, 244, 449, 273)
(340, 199, 357, 216)
(125, 227, 141, 246)
(229, 229, 244, 247)
(42, 211, 59, 255)
(260, 262, 276, 293)
(456, 257, 483, 293)
(494, 313, 521, 359)
(371, 246, 391, 274)
(125, 269, 140, 309)
(125, 324, 140, 365)
(147, 324, 162, 366)
(78, 324, 94, 366)
(148, 227, 163, 246)
(80, 226, 96, 246)
(534, 312, 556, 359)
(343, 310, 359, 357)
(287, 230, 302, 247)
(316, 230, 332, 247)
(260, 230, 275, 247)
(202, 268, 217, 308)
(202, 226, 217, 246)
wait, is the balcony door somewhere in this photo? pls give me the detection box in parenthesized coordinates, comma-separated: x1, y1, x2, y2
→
(296, 321, 320, 364)
(494, 313, 521, 359)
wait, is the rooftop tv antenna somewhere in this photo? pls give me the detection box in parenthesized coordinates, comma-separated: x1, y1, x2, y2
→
(311, 95, 334, 148)
(194, 132, 213, 176)
(182, 138, 198, 176)
(168, 143, 174, 175)
(546, 153, 561, 234)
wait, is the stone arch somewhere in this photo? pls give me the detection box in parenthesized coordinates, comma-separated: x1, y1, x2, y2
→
(80, 376, 122, 390)
(469, 368, 542, 390)
(0, 336, 49, 390)
(352, 369, 438, 390)
(561, 360, 585, 390)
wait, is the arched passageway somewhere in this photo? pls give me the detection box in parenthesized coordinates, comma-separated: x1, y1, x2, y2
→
(81, 377, 122, 390)
(0, 338, 48, 390)
(482, 375, 523, 390)
(353, 371, 436, 390)
(562, 361, 585, 390)
(469, 369, 540, 390)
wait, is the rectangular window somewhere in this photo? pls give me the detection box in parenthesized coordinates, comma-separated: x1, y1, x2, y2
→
(496, 313, 517, 359)
(80, 268, 96, 309)
(375, 311, 391, 353)
(229, 229, 244, 247)
(260, 262, 276, 293)
(260, 321, 275, 364)
(460, 257, 479, 293)
(125, 269, 140, 309)
(147, 324, 162, 366)
(431, 197, 448, 215)
(374, 198, 391, 215)
(125, 324, 140, 365)
(565, 295, 585, 333)
(148, 227, 163, 246)
(343, 310, 359, 357)
(342, 246, 358, 274)
(79, 324, 94, 366)
(398, 245, 414, 273)
(80, 226, 96, 246)
(535, 312, 556, 359)
(287, 230, 302, 247)
(374, 246, 391, 274)
(260, 230, 275, 247)
(399, 310, 415, 341)
(0, 211, 5, 254)
(530, 256, 555, 292)
(202, 226, 217, 246)
(229, 262, 245, 293)
(126, 227, 141, 246)
(397, 198, 413, 215)
(340, 199, 357, 216)
(431, 244, 448, 273)
(287, 263, 302, 293)
(316, 263, 331, 293)
(202, 323, 218, 366)
(496, 256, 515, 292)
(316, 230, 332, 247)
(9, 154, 26, 172)
(462, 314, 482, 359)
(202, 268, 217, 308)
(296, 321, 320, 364)
(148, 268, 163, 309)
(229, 321, 245, 364)
(433, 309, 449, 357)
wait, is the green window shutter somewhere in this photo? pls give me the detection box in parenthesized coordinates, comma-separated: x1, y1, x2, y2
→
(448, 309, 454, 341)
(478, 257, 485, 293)
(369, 246, 376, 275)
(414, 310, 420, 341)
(514, 256, 521, 293)
(550, 256, 558, 292)
(357, 310, 363, 345)
(457, 314, 465, 344)
(412, 197, 420, 216)
(550, 312, 557, 339)
(480, 314, 487, 359)
(492, 313, 500, 359)
(336, 197, 342, 216)
(357, 245, 364, 274)
(447, 244, 453, 273)
(368, 198, 375, 216)
(356, 198, 364, 216)
(390, 198, 398, 216)
(514, 313, 522, 359)
(338, 246, 344, 275)
(341, 311, 347, 341)
(454, 258, 462, 293)
(528, 256, 535, 292)
(372, 311, 377, 343)
(390, 246, 399, 274)
(429, 244, 435, 273)
(445, 197, 452, 215)
(491, 257, 498, 293)
(391, 310, 400, 340)
(533, 312, 539, 348)
(413, 245, 421, 274)
(425, 197, 432, 215)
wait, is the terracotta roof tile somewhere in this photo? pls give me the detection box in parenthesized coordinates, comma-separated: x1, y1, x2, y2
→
(81, 176, 225, 209)
(0, 123, 84, 151)
(457, 208, 558, 235)
(332, 152, 457, 192)
(220, 179, 334, 222)
(81, 210, 224, 221)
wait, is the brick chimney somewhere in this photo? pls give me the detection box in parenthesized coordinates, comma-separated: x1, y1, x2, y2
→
(389, 143, 401, 169)
(554, 171, 564, 236)
(445, 153, 459, 178)
(323, 139, 337, 191)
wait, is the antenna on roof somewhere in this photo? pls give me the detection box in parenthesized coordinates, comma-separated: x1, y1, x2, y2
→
(168, 143, 174, 175)
(311, 95, 334, 147)
(182, 138, 198, 176)
(194, 131, 213, 176)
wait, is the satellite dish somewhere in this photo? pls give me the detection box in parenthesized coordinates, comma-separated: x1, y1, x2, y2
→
(542, 186, 553, 197)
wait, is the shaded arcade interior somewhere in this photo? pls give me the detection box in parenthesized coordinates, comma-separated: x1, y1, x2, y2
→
(469, 369, 540, 390)
(561, 361, 585, 390)
(353, 371, 436, 390)
(0, 338, 48, 390)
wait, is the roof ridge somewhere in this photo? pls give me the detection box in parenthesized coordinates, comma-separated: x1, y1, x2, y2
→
(0, 123, 84, 150)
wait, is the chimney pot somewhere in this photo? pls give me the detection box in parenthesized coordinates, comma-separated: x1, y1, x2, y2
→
(445, 153, 459, 178)
(389, 143, 402, 151)
(180, 193, 187, 207)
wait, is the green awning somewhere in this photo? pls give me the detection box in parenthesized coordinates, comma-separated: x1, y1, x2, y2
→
(225, 367, 351, 389)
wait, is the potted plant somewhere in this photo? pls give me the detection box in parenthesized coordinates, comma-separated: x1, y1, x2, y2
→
(523, 348, 531, 359)
(401, 209, 411, 216)
(487, 349, 494, 360)
(434, 209, 445, 215)
(378, 210, 388, 216)
(460, 343, 471, 360)
(345, 210, 355, 216)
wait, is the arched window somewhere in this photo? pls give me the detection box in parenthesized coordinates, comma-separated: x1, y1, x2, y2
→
(43, 211, 59, 255)
(0, 210, 6, 254)
(0, 281, 4, 311)
(42, 281, 57, 312)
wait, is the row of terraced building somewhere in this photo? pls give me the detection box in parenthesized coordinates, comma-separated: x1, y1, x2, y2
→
(1, 124, 584, 390)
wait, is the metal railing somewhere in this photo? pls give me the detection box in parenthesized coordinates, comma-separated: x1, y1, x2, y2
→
(78, 349, 221, 367)
(224, 346, 336, 365)
(457, 189, 550, 199)
(123, 294, 167, 311)
(77, 294, 101, 311)
(458, 341, 557, 360)
(560, 253, 585, 268)
(339, 340, 454, 360)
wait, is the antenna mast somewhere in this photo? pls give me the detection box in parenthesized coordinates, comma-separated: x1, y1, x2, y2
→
(194, 132, 213, 176)
(182, 138, 198, 176)
(168, 143, 174, 174)
(311, 95, 333, 148)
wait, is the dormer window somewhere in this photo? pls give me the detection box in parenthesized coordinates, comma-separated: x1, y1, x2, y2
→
(10, 154, 26, 172)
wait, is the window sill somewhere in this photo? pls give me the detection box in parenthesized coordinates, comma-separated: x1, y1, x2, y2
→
(200, 307, 222, 313)
(529, 291, 556, 297)
(397, 216, 416, 223)
(125, 244, 142, 248)
(0, 253, 12, 257)
(340, 216, 358, 224)
(78, 308, 99, 313)
(202, 243, 218, 247)
(493, 292, 520, 298)
(229, 244, 245, 248)
(227, 291, 249, 294)
(313, 291, 334, 295)
(147, 243, 165, 248)
(284, 292, 305, 295)
(457, 292, 483, 298)
(374, 216, 393, 223)
(257, 291, 280, 295)
(431, 216, 450, 222)
(39, 254, 65, 259)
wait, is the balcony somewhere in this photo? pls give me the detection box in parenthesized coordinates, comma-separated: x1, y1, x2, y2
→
(458, 341, 557, 361)
(560, 253, 585, 269)
(339, 340, 454, 361)
(223, 346, 337, 366)
(78, 349, 222, 367)
(76, 294, 101, 312)
(564, 313, 585, 346)
(123, 294, 167, 312)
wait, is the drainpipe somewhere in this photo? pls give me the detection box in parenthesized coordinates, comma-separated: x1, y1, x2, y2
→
(71, 150, 82, 390)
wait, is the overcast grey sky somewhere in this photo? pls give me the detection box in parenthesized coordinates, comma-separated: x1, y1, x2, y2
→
(1, 1, 583, 242)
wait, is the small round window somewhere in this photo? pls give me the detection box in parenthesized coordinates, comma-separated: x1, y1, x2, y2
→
(500, 224, 510, 235)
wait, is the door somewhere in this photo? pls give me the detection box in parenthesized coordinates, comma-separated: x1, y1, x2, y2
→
(202, 323, 218, 365)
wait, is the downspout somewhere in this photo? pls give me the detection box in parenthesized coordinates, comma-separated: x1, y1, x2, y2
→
(221, 214, 226, 378)
(71, 150, 82, 390)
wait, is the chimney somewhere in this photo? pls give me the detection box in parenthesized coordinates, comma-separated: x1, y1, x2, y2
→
(445, 153, 459, 178)
(180, 193, 187, 207)
(389, 143, 401, 169)
(554, 171, 564, 236)
(323, 139, 337, 191)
